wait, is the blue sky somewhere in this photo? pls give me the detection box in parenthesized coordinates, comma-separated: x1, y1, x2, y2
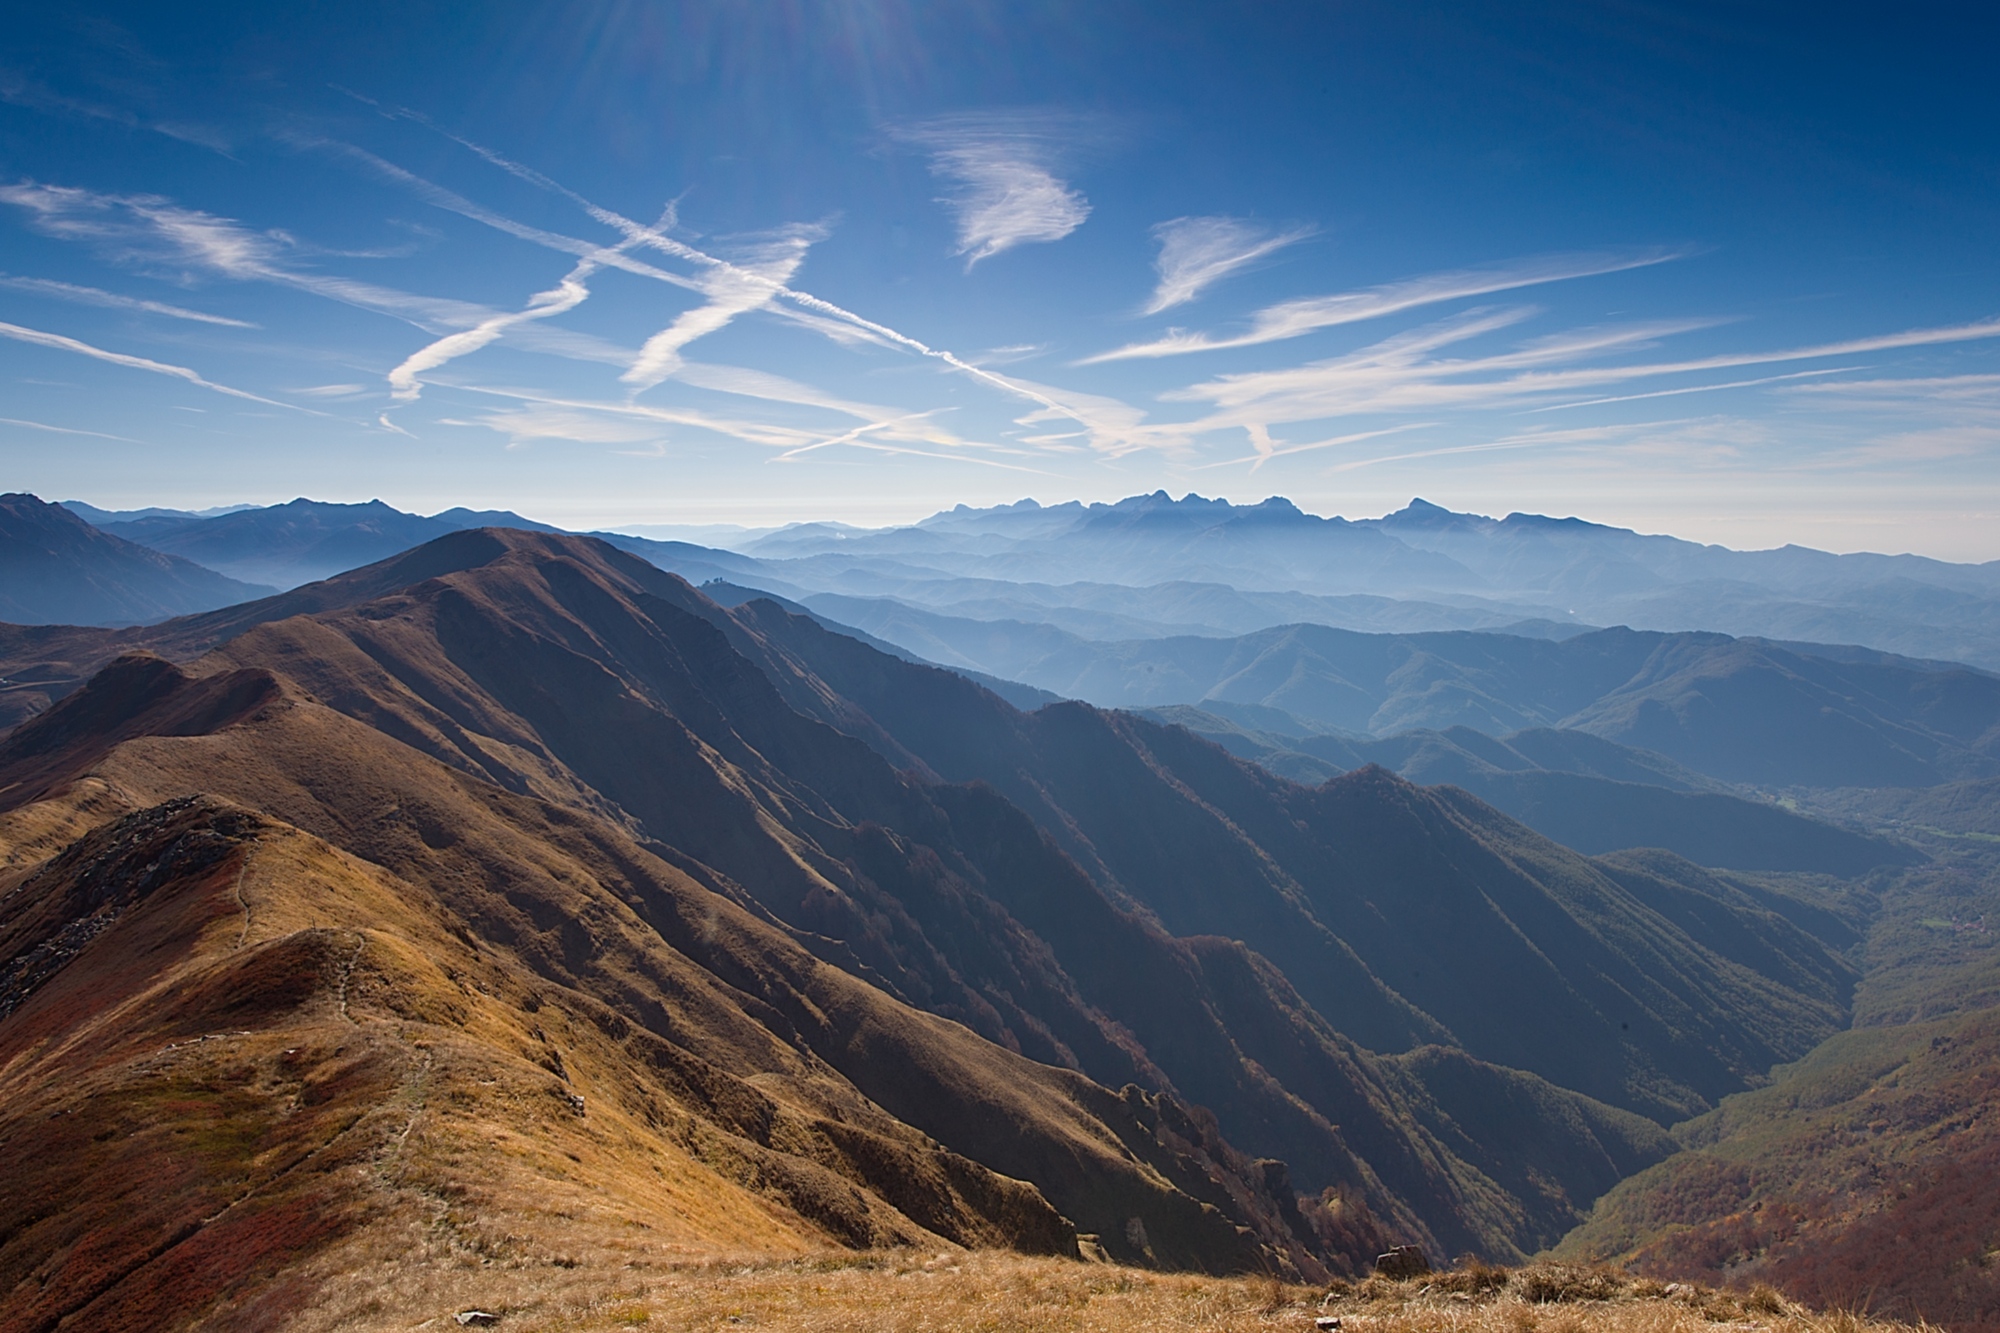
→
(3, 1, 1999, 557)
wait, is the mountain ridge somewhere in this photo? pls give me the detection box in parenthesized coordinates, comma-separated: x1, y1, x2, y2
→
(0, 528, 1869, 1296)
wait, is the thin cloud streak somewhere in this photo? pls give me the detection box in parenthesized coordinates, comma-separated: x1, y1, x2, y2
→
(1323, 435, 1586, 475)
(1194, 423, 1431, 471)
(1528, 367, 1859, 411)
(449, 382, 1003, 465)
(1144, 217, 1313, 314)
(0, 318, 316, 413)
(1082, 247, 1688, 363)
(672, 362, 901, 422)
(780, 434, 1058, 476)
(1783, 373, 2000, 411)
(449, 383, 855, 451)
(388, 264, 591, 401)
(774, 412, 948, 461)
(0, 273, 257, 326)
(0, 181, 500, 334)
(0, 415, 140, 442)
(298, 140, 702, 294)
(1166, 312, 2000, 435)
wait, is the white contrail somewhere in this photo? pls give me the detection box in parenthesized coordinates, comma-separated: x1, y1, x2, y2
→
(0, 273, 258, 326)
(0, 415, 140, 441)
(374, 128, 1134, 444)
(0, 319, 317, 413)
(386, 209, 671, 402)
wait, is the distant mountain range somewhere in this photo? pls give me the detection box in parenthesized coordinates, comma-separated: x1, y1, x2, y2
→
(29, 490, 2000, 674)
(699, 493, 2000, 672)
(0, 493, 272, 626)
(789, 608, 2000, 791)
(78, 496, 559, 589)
(12, 488, 2000, 801)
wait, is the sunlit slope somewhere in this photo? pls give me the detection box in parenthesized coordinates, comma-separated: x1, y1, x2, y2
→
(0, 795, 841, 1332)
(0, 673, 1355, 1326)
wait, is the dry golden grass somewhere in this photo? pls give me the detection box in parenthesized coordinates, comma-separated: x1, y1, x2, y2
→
(264, 1249, 1931, 1333)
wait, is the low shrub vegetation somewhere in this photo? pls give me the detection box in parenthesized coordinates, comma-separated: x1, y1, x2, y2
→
(276, 1247, 1915, 1332)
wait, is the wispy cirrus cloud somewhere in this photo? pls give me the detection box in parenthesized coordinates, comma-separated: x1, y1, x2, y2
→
(0, 178, 643, 389)
(0, 317, 310, 411)
(0, 181, 495, 332)
(337, 125, 828, 399)
(898, 115, 1092, 268)
(380, 131, 1139, 444)
(388, 264, 592, 402)
(671, 361, 905, 422)
(1316, 418, 1755, 476)
(471, 406, 670, 449)
(1144, 216, 1313, 314)
(1193, 423, 1429, 471)
(1082, 247, 1688, 363)
(1782, 372, 2000, 413)
(1166, 310, 2000, 430)
(0, 272, 255, 326)
(1778, 373, 2000, 466)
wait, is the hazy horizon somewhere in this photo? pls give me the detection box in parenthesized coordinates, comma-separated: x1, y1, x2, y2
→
(33, 487, 1999, 564)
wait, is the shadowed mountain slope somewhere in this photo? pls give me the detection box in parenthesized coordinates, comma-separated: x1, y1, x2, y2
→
(716, 596, 1862, 1123)
(190, 533, 1692, 1253)
(0, 493, 270, 629)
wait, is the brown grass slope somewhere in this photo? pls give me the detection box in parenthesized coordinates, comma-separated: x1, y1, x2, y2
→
(270, 1247, 1912, 1333)
(0, 671, 1347, 1324)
